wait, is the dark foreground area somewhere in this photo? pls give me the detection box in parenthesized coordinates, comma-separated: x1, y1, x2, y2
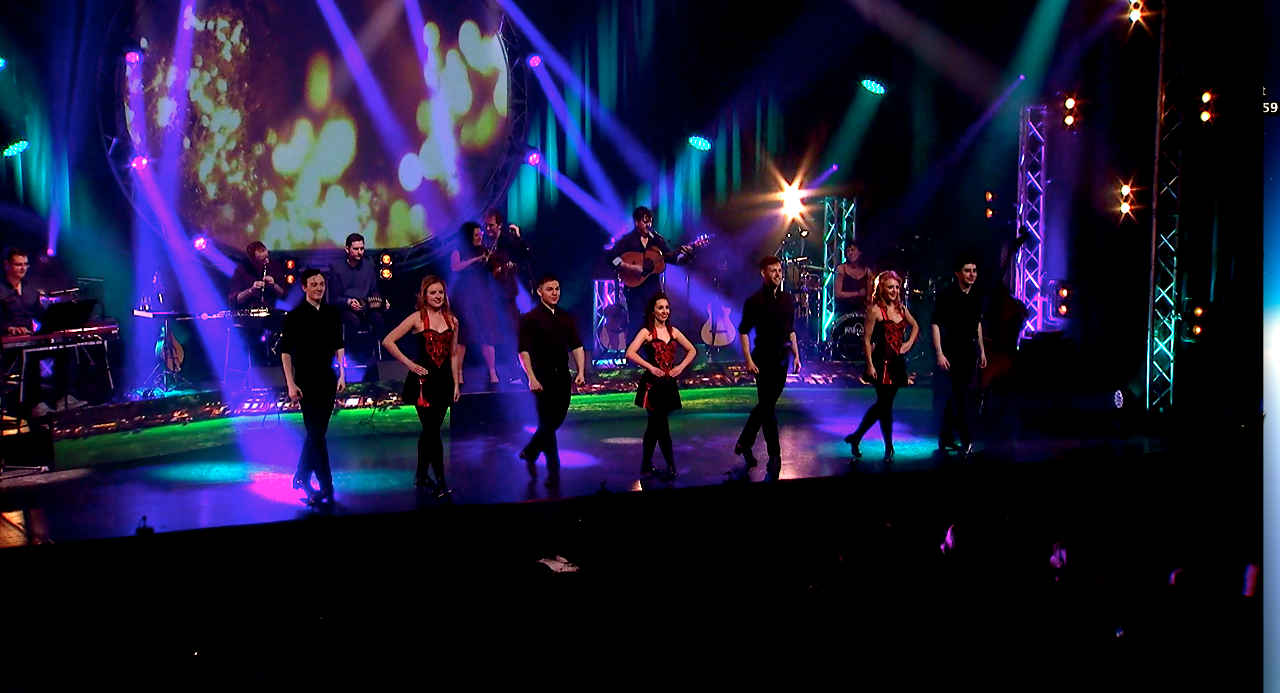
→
(0, 417, 1257, 688)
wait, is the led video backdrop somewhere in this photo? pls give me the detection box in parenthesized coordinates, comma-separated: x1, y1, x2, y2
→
(124, 0, 513, 251)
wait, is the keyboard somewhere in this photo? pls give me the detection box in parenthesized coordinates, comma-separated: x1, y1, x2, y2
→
(1, 324, 120, 350)
(133, 308, 286, 321)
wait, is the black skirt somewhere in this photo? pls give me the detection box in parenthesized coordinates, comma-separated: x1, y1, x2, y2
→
(634, 372, 681, 413)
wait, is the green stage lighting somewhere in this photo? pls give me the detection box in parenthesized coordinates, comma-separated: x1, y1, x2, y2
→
(860, 79, 885, 95)
(688, 135, 711, 151)
(3, 140, 29, 157)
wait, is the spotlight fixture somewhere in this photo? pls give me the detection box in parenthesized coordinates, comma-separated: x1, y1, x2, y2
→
(1192, 306, 1203, 317)
(1049, 280, 1072, 318)
(1063, 95, 1077, 128)
(985, 191, 994, 202)
(1192, 325, 1202, 335)
(860, 78, 886, 95)
(1201, 91, 1211, 104)
(688, 135, 712, 152)
(1063, 97, 1075, 110)
(1119, 181, 1135, 218)
(525, 150, 541, 166)
(1199, 110, 1210, 122)
(985, 209, 994, 218)
(379, 268, 393, 280)
(0, 58, 6, 71)
(286, 274, 295, 284)
(799, 228, 809, 238)
(527, 55, 542, 69)
(1063, 115, 1075, 126)
(125, 51, 142, 65)
(193, 235, 208, 251)
(2, 140, 29, 157)
(379, 253, 392, 265)
(130, 155, 149, 170)
(285, 259, 295, 270)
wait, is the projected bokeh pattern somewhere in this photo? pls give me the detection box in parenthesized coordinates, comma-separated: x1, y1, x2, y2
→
(125, 0, 511, 251)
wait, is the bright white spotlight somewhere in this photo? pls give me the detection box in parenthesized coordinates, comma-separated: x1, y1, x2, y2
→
(1064, 97, 1075, 110)
(1121, 184, 1131, 196)
(781, 185, 805, 219)
(1120, 202, 1131, 214)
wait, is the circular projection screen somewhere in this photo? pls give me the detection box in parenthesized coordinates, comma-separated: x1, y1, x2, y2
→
(122, 0, 514, 252)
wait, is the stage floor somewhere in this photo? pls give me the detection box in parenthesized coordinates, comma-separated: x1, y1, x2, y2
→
(0, 385, 1166, 547)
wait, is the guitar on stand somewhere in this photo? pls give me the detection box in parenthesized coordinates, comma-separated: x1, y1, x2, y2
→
(596, 281, 629, 352)
(143, 319, 191, 398)
(699, 261, 735, 361)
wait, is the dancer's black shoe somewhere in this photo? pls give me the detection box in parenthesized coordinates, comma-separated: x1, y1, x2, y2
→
(844, 433, 863, 458)
(734, 442, 758, 468)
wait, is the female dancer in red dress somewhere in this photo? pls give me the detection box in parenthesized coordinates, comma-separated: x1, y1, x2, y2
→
(844, 271, 919, 462)
(625, 293, 697, 479)
(383, 276, 461, 493)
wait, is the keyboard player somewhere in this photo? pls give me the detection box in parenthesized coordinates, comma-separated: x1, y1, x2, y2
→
(228, 241, 289, 368)
(0, 247, 84, 415)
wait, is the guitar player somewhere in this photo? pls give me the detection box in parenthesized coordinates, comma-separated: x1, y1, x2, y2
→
(609, 206, 693, 335)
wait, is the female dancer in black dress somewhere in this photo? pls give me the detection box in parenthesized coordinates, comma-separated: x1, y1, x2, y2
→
(383, 275, 460, 493)
(624, 293, 697, 479)
(844, 271, 919, 462)
(449, 221, 499, 385)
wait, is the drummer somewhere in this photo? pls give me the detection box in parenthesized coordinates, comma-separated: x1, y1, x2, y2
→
(834, 243, 872, 313)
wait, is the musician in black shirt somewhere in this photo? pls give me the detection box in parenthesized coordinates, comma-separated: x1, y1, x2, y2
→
(610, 206, 692, 335)
(734, 256, 801, 471)
(931, 256, 986, 456)
(517, 275, 586, 488)
(228, 241, 288, 310)
(280, 269, 346, 504)
(0, 247, 80, 415)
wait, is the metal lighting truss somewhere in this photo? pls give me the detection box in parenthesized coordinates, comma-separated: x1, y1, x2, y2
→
(1014, 105, 1048, 342)
(821, 197, 855, 343)
(1146, 0, 1182, 411)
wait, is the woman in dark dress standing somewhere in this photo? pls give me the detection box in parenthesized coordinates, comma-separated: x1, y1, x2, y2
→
(844, 271, 918, 462)
(449, 221, 500, 385)
(383, 276, 460, 493)
(625, 293, 697, 479)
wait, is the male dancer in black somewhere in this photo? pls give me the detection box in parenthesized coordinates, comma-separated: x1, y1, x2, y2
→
(280, 269, 346, 504)
(517, 276, 586, 488)
(734, 256, 801, 474)
(609, 206, 692, 335)
(931, 256, 986, 456)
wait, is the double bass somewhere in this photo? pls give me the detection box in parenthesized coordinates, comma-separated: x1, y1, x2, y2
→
(978, 233, 1030, 390)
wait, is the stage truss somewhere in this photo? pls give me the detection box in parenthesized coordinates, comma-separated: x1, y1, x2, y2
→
(1146, 0, 1182, 412)
(821, 197, 855, 343)
(1014, 105, 1047, 342)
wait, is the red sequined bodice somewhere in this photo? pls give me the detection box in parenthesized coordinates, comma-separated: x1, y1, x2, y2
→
(651, 338, 676, 371)
(421, 328, 453, 369)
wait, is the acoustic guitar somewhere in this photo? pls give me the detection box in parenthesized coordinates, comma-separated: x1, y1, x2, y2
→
(154, 320, 185, 373)
(700, 302, 735, 347)
(617, 234, 713, 289)
(596, 283, 629, 351)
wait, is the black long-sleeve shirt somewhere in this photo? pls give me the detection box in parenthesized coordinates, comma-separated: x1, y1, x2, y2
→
(517, 302, 583, 374)
(0, 279, 44, 330)
(609, 230, 686, 291)
(932, 282, 984, 353)
(738, 283, 795, 356)
(488, 232, 531, 299)
(279, 301, 345, 383)
(229, 260, 290, 309)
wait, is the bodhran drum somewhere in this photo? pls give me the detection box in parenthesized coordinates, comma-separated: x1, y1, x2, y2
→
(829, 312, 866, 361)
